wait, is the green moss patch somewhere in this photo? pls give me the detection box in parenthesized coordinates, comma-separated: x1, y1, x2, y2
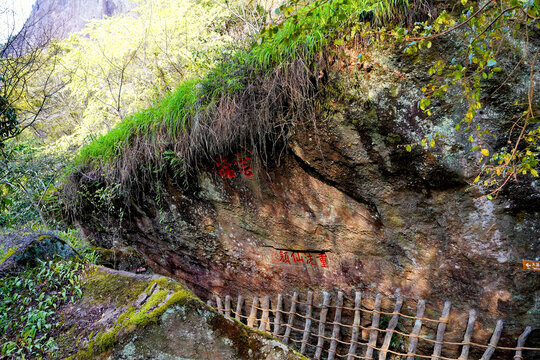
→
(82, 267, 150, 306)
(67, 269, 194, 359)
(52, 266, 307, 359)
(0, 245, 16, 265)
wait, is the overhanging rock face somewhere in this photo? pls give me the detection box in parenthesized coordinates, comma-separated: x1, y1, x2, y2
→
(79, 46, 539, 354)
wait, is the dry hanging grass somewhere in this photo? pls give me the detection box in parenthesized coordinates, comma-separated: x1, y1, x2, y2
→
(63, 53, 326, 216)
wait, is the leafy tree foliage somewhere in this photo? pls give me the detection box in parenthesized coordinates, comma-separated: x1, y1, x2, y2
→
(0, 1, 65, 148)
(398, 0, 539, 196)
(0, 92, 17, 146)
(26, 0, 241, 151)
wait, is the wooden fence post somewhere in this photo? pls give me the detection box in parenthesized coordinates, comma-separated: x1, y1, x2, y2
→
(328, 291, 344, 360)
(235, 295, 244, 322)
(458, 309, 477, 360)
(225, 295, 232, 318)
(247, 296, 259, 328)
(480, 319, 503, 360)
(315, 292, 331, 360)
(379, 292, 403, 360)
(431, 301, 451, 360)
(347, 291, 362, 360)
(273, 294, 283, 337)
(301, 291, 314, 355)
(283, 292, 298, 345)
(365, 293, 382, 359)
(259, 295, 271, 331)
(216, 295, 224, 315)
(513, 326, 532, 360)
(406, 299, 426, 360)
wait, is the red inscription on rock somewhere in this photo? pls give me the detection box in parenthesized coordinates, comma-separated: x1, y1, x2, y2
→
(279, 251, 291, 264)
(234, 153, 254, 177)
(318, 253, 328, 268)
(292, 252, 304, 264)
(305, 253, 317, 266)
(215, 157, 236, 179)
(215, 153, 254, 179)
(270, 249, 328, 269)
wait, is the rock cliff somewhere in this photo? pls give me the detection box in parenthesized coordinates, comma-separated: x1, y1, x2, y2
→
(76, 39, 539, 357)
(23, 0, 135, 41)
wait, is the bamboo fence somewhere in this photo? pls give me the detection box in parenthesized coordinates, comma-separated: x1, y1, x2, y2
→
(207, 291, 539, 360)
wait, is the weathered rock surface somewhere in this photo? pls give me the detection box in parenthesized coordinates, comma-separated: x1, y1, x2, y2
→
(106, 302, 302, 360)
(77, 40, 539, 357)
(93, 246, 148, 273)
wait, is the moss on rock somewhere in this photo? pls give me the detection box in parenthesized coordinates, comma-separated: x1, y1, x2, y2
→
(0, 231, 79, 273)
(0, 245, 16, 265)
(64, 268, 195, 359)
(82, 267, 150, 306)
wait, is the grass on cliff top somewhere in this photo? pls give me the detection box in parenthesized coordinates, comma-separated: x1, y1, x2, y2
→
(77, 0, 411, 166)
(79, 78, 200, 163)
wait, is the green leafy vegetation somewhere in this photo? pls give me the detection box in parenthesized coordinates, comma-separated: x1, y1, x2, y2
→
(44, 0, 235, 153)
(0, 0, 248, 227)
(0, 141, 68, 228)
(0, 259, 85, 359)
(77, 0, 420, 162)
(399, 0, 539, 196)
(252, 0, 413, 67)
(78, 77, 200, 164)
(0, 94, 18, 147)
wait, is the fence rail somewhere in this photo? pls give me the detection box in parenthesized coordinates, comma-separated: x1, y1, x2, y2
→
(206, 291, 539, 360)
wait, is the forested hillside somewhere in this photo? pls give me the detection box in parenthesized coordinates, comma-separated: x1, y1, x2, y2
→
(1, 0, 539, 359)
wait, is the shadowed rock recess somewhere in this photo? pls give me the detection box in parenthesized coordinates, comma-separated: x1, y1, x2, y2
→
(75, 41, 539, 357)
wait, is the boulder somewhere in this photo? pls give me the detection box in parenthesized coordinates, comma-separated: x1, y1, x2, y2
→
(55, 266, 304, 360)
(0, 231, 79, 273)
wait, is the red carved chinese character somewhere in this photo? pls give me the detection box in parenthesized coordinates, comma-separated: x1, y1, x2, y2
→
(234, 153, 254, 177)
(317, 253, 328, 268)
(279, 251, 291, 264)
(215, 157, 236, 179)
(292, 252, 304, 264)
(271, 249, 280, 264)
(305, 253, 317, 266)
